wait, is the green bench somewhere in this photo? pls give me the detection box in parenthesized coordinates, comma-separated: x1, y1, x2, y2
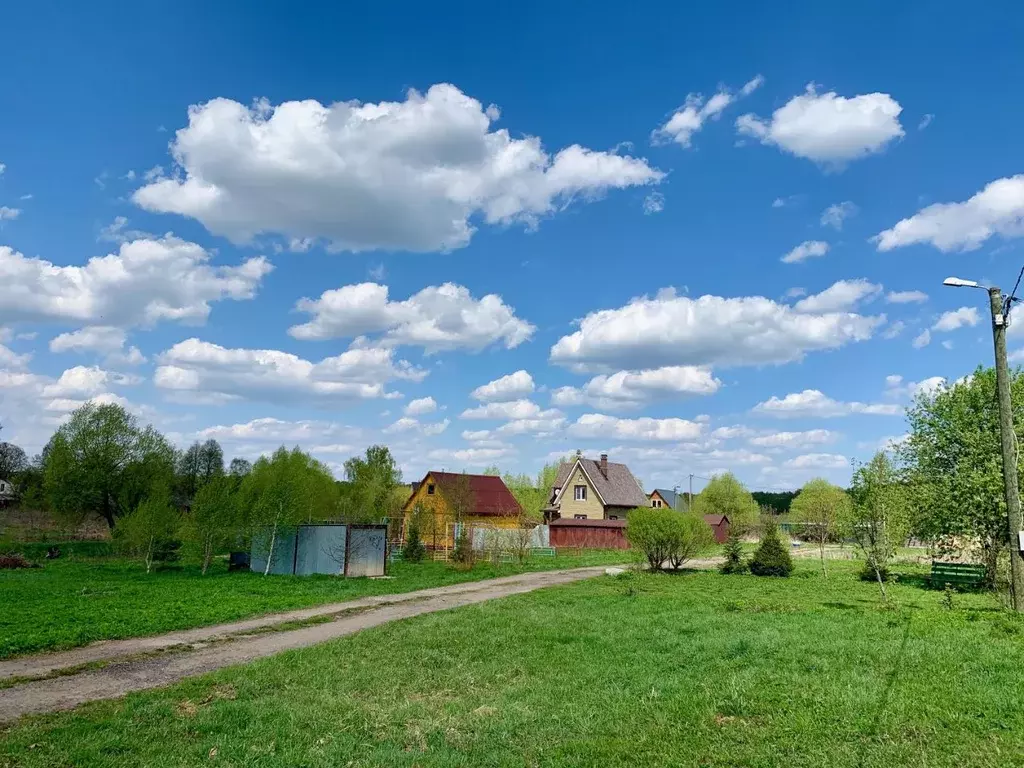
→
(930, 561, 986, 587)
(531, 547, 556, 558)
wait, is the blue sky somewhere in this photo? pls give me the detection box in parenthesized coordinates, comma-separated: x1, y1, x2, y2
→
(2, 1, 1023, 492)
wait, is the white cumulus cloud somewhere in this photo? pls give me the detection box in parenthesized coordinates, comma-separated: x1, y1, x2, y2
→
(783, 453, 849, 470)
(568, 413, 704, 442)
(460, 399, 556, 421)
(551, 366, 720, 410)
(933, 307, 980, 332)
(549, 287, 882, 373)
(874, 175, 1024, 252)
(133, 84, 663, 253)
(781, 240, 829, 264)
(404, 396, 438, 416)
(154, 338, 426, 405)
(470, 370, 535, 402)
(288, 282, 534, 351)
(752, 389, 901, 418)
(748, 429, 839, 449)
(0, 237, 271, 329)
(652, 75, 764, 148)
(736, 84, 904, 166)
(886, 290, 928, 304)
(794, 279, 883, 313)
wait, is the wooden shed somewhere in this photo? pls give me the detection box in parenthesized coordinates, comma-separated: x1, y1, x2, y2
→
(702, 514, 730, 544)
(549, 518, 629, 550)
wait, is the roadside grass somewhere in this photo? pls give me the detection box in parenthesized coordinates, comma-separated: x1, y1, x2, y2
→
(0, 549, 635, 659)
(4, 560, 1023, 767)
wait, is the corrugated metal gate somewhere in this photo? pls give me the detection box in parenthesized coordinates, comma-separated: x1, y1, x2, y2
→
(250, 524, 387, 577)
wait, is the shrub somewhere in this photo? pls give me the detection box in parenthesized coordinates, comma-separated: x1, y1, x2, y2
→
(452, 527, 474, 568)
(402, 521, 427, 563)
(669, 513, 715, 569)
(749, 516, 793, 577)
(628, 507, 714, 571)
(113, 492, 182, 573)
(719, 530, 748, 575)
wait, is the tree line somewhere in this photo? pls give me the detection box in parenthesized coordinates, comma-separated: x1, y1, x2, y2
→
(0, 402, 404, 574)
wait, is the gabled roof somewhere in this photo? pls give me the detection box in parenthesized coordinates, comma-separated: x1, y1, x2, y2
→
(552, 457, 648, 509)
(703, 514, 729, 526)
(412, 472, 522, 517)
(651, 488, 681, 509)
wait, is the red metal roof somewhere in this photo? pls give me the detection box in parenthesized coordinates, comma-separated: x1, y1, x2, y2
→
(703, 514, 729, 526)
(427, 472, 523, 516)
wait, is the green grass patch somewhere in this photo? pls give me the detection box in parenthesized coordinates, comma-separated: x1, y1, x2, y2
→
(0, 550, 632, 658)
(3, 560, 1022, 767)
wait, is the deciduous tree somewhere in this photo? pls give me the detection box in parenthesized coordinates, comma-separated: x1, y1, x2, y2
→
(790, 478, 851, 577)
(692, 472, 760, 531)
(43, 403, 176, 529)
(0, 441, 28, 481)
(114, 491, 182, 573)
(846, 451, 910, 599)
(343, 445, 402, 523)
(900, 367, 1024, 582)
(241, 447, 339, 575)
(183, 475, 239, 574)
(627, 507, 714, 571)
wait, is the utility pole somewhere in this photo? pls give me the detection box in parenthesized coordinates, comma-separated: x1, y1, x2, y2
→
(989, 286, 1024, 611)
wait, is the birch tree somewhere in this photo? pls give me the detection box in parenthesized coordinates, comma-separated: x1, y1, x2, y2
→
(241, 447, 339, 575)
(790, 478, 851, 577)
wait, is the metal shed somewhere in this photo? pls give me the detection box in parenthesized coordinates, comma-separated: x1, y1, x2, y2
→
(250, 524, 388, 577)
(702, 514, 731, 544)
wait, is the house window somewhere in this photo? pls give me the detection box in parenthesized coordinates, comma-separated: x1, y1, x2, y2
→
(427, 484, 435, 495)
(574, 485, 587, 501)
(652, 499, 662, 508)
(574, 514, 587, 520)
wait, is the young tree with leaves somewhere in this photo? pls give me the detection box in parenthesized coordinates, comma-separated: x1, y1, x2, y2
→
(242, 447, 339, 575)
(343, 445, 402, 523)
(790, 478, 851, 577)
(900, 367, 1024, 583)
(692, 472, 760, 531)
(183, 475, 239, 574)
(43, 403, 176, 529)
(846, 452, 911, 599)
(114, 491, 182, 573)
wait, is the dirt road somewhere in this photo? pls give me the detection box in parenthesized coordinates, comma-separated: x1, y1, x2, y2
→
(0, 566, 623, 722)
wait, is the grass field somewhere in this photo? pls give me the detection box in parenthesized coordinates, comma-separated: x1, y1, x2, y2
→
(0, 549, 635, 659)
(3, 560, 1022, 767)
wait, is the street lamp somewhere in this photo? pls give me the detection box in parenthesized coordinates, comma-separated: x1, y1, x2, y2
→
(944, 275, 1024, 610)
(942, 276, 983, 289)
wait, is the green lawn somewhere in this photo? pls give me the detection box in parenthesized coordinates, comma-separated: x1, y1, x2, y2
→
(3, 561, 1022, 767)
(0, 550, 634, 659)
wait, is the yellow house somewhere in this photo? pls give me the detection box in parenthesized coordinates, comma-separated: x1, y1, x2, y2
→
(402, 471, 522, 549)
(649, 488, 683, 510)
(544, 454, 648, 521)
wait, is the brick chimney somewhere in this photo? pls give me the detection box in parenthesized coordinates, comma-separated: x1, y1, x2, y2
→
(599, 453, 609, 478)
